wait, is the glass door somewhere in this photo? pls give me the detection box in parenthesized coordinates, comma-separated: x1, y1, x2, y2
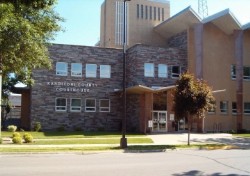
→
(152, 111, 167, 132)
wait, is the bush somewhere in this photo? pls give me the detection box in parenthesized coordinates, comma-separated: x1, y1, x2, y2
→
(34, 122, 42, 132)
(23, 133, 33, 143)
(0, 138, 2, 144)
(12, 136, 22, 144)
(12, 132, 21, 138)
(7, 125, 17, 132)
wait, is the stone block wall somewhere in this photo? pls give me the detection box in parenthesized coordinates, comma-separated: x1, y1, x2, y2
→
(31, 44, 124, 131)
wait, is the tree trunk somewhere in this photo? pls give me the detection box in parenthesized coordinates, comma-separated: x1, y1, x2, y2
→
(187, 113, 192, 146)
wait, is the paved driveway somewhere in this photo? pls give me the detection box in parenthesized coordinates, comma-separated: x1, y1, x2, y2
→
(148, 133, 250, 148)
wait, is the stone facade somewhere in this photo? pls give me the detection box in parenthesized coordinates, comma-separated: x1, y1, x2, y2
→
(30, 43, 187, 132)
(31, 44, 123, 131)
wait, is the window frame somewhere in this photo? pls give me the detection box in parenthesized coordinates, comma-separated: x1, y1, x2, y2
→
(144, 63, 154, 77)
(85, 98, 96, 112)
(171, 66, 181, 79)
(100, 65, 111, 78)
(208, 100, 216, 114)
(158, 64, 168, 78)
(243, 66, 250, 81)
(220, 101, 228, 114)
(244, 102, 250, 114)
(99, 99, 110, 112)
(86, 64, 97, 78)
(70, 98, 81, 112)
(231, 65, 236, 80)
(232, 102, 237, 115)
(55, 98, 67, 112)
(71, 63, 82, 77)
(56, 62, 68, 76)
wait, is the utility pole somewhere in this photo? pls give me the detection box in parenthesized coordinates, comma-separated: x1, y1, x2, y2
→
(120, 0, 130, 149)
(198, 0, 208, 19)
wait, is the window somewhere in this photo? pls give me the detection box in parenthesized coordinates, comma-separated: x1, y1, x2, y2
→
(70, 98, 81, 112)
(85, 99, 96, 112)
(150, 6, 152, 20)
(55, 98, 67, 112)
(86, 64, 97, 78)
(244, 102, 250, 114)
(56, 62, 68, 76)
(71, 63, 82, 77)
(162, 8, 165, 21)
(145, 6, 148, 19)
(100, 65, 111, 78)
(154, 7, 156, 20)
(141, 5, 143, 18)
(158, 7, 160, 21)
(171, 66, 181, 78)
(208, 100, 216, 114)
(100, 99, 110, 112)
(243, 66, 250, 80)
(220, 101, 228, 114)
(144, 63, 154, 77)
(231, 65, 236, 80)
(232, 102, 237, 115)
(158, 64, 167, 78)
(137, 4, 139, 18)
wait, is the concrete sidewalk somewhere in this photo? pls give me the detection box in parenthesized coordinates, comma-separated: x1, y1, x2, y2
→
(148, 133, 250, 148)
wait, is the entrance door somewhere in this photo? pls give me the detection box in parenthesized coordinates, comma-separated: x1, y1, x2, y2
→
(152, 111, 167, 132)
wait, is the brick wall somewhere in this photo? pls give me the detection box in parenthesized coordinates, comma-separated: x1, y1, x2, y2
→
(31, 44, 124, 131)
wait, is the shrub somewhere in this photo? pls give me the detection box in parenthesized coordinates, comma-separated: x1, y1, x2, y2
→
(23, 133, 33, 143)
(57, 126, 65, 132)
(12, 136, 22, 144)
(12, 132, 21, 138)
(34, 122, 42, 132)
(0, 138, 2, 144)
(7, 125, 17, 132)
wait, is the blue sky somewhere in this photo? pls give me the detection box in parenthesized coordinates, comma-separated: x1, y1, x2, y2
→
(53, 0, 250, 46)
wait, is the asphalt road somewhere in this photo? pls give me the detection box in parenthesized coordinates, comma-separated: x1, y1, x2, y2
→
(0, 150, 250, 176)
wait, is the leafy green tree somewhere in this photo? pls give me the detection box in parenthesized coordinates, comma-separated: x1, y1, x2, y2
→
(0, 0, 63, 85)
(0, 0, 63, 131)
(173, 73, 215, 145)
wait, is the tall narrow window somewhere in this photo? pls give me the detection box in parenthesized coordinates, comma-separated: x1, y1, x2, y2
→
(100, 99, 110, 112)
(243, 66, 250, 80)
(244, 102, 250, 114)
(158, 7, 160, 21)
(55, 98, 67, 112)
(171, 66, 181, 78)
(154, 7, 156, 20)
(70, 98, 81, 112)
(145, 6, 148, 19)
(85, 99, 96, 112)
(100, 65, 111, 78)
(232, 102, 237, 115)
(144, 63, 154, 77)
(137, 4, 139, 18)
(220, 101, 228, 114)
(56, 62, 68, 76)
(231, 65, 236, 80)
(86, 64, 97, 78)
(150, 6, 152, 20)
(158, 64, 167, 78)
(161, 8, 165, 21)
(141, 5, 143, 19)
(71, 63, 82, 77)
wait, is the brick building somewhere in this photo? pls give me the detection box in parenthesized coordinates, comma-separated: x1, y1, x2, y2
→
(18, 1, 250, 133)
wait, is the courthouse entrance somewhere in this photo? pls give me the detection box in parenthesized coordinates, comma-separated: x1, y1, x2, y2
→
(152, 111, 167, 132)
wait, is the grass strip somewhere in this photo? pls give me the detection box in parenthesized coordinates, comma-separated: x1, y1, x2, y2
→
(233, 133, 250, 138)
(1, 131, 146, 139)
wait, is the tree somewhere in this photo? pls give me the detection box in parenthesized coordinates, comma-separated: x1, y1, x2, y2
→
(173, 73, 215, 145)
(0, 0, 63, 132)
(0, 0, 63, 84)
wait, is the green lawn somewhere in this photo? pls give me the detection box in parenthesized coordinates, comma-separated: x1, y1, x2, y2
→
(1, 131, 146, 139)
